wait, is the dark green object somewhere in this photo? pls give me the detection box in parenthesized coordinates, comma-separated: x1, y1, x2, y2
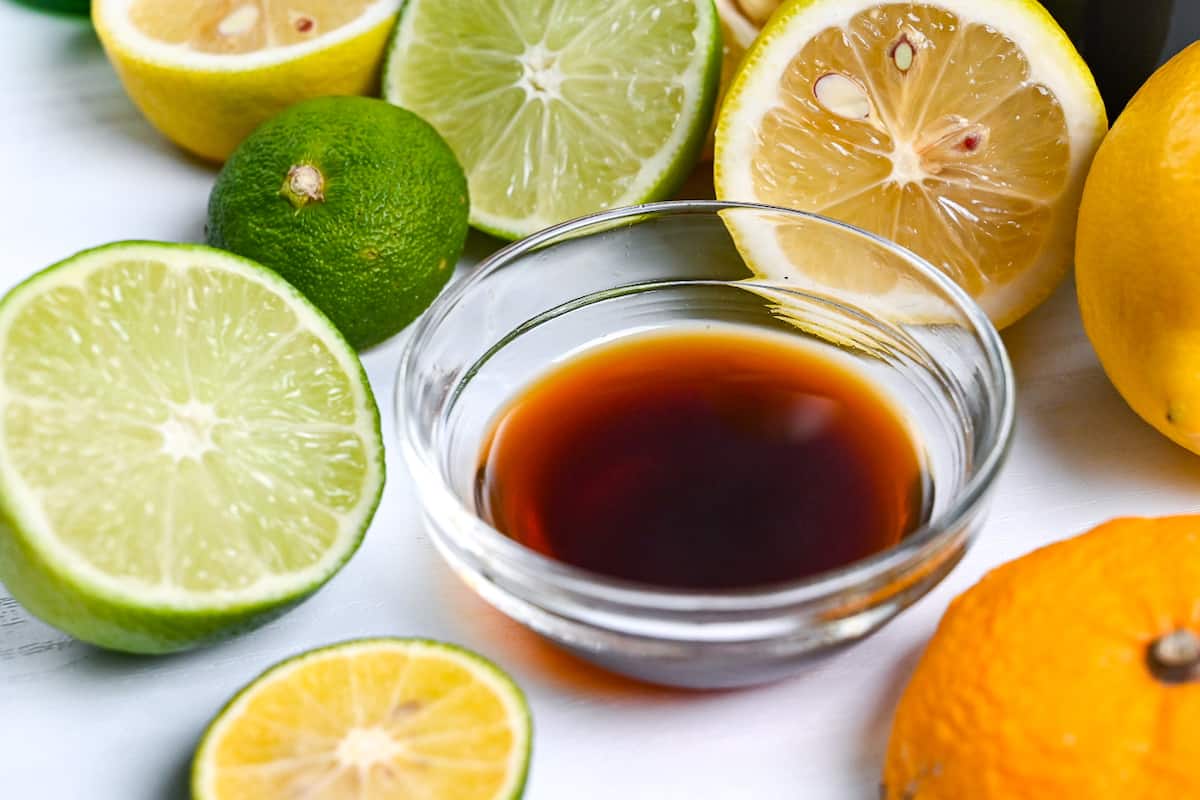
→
(11, 0, 90, 15)
(208, 96, 470, 350)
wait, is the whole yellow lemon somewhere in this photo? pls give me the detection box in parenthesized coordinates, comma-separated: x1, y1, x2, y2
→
(1077, 42, 1200, 454)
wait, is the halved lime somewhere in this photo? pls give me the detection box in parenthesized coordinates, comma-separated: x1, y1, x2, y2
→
(383, 0, 722, 239)
(193, 638, 532, 800)
(0, 242, 384, 654)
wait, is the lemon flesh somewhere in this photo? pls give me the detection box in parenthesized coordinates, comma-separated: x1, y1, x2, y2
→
(0, 242, 384, 653)
(383, 0, 722, 239)
(192, 639, 531, 800)
(93, 0, 402, 161)
(128, 0, 372, 54)
(715, 0, 1106, 328)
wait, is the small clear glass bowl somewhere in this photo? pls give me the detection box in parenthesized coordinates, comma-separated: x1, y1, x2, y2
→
(397, 201, 1013, 689)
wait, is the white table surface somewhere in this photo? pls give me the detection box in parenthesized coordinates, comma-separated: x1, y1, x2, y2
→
(3, 5, 1200, 798)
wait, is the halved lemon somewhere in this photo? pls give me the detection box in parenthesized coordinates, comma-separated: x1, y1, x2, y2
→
(192, 639, 532, 800)
(715, 0, 1107, 327)
(93, 0, 402, 162)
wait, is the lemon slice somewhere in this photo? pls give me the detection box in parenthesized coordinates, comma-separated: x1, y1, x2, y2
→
(715, 0, 1107, 328)
(192, 639, 532, 800)
(93, 0, 402, 161)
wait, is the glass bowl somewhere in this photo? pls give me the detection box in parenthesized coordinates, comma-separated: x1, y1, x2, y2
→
(397, 201, 1013, 689)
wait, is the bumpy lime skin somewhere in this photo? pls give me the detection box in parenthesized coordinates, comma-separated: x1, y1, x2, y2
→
(207, 96, 470, 350)
(0, 241, 385, 655)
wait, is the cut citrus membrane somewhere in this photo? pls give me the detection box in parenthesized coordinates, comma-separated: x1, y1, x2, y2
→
(705, 0, 764, 158)
(383, 0, 722, 239)
(717, 0, 764, 70)
(93, 0, 403, 161)
(732, 0, 786, 27)
(192, 639, 532, 800)
(0, 242, 384, 653)
(715, 0, 1107, 328)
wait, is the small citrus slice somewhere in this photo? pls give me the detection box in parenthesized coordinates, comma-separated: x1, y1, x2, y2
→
(383, 0, 722, 239)
(0, 242, 384, 653)
(93, 0, 403, 161)
(715, 0, 1107, 327)
(192, 639, 532, 800)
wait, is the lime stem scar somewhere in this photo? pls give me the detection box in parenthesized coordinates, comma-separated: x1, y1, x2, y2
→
(281, 164, 325, 210)
(1148, 629, 1200, 684)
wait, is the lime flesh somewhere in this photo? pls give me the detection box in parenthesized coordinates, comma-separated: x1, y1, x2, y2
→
(0, 242, 384, 653)
(383, 0, 722, 239)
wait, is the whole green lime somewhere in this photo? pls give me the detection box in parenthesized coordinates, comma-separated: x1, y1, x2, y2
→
(207, 96, 469, 350)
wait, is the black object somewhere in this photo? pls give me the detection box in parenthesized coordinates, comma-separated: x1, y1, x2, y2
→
(1042, 0, 1199, 117)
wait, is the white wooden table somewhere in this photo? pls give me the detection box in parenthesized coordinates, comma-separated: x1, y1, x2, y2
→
(3, 5, 1200, 798)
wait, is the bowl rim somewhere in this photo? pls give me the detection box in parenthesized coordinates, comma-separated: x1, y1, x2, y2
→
(396, 199, 1015, 612)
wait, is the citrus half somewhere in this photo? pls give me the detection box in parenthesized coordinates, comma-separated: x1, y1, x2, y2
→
(715, 0, 1107, 327)
(193, 639, 532, 800)
(383, 0, 721, 239)
(93, 0, 402, 161)
(0, 242, 384, 653)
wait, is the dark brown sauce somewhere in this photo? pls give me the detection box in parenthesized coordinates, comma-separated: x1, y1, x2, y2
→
(476, 329, 926, 590)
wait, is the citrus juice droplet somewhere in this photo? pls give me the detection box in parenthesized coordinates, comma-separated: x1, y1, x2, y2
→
(476, 328, 927, 590)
